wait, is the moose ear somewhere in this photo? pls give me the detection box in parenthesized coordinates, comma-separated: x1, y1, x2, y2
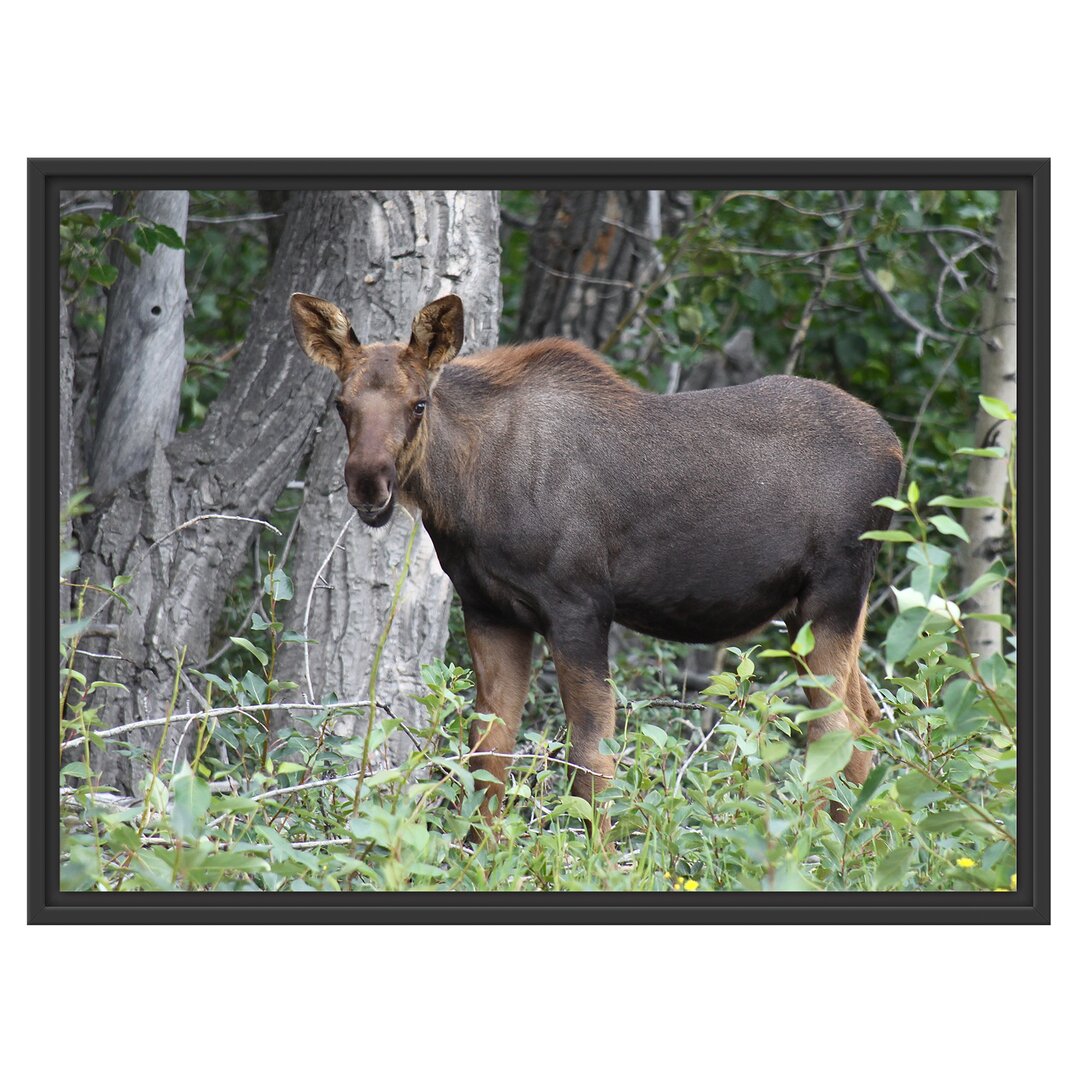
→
(289, 293, 357, 379)
(408, 295, 464, 371)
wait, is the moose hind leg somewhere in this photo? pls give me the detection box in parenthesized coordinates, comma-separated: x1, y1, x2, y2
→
(788, 607, 869, 820)
(464, 613, 534, 823)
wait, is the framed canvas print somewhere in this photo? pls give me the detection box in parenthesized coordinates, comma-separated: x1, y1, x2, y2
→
(31, 159, 1049, 922)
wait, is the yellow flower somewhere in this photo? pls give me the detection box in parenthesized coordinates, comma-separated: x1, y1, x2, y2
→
(663, 871, 671, 879)
(1011, 873, 1017, 891)
(994, 888, 1008, 892)
(956, 857, 976, 869)
(673, 882, 681, 890)
(677, 876, 685, 884)
(684, 879, 700, 891)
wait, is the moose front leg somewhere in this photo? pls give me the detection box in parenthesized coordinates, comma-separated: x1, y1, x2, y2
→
(464, 612, 534, 824)
(548, 617, 617, 812)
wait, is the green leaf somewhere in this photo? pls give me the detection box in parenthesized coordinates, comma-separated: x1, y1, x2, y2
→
(640, 723, 670, 748)
(954, 446, 1006, 459)
(804, 731, 853, 786)
(736, 655, 755, 680)
(874, 846, 914, 890)
(927, 495, 999, 509)
(895, 770, 946, 810)
(885, 608, 927, 666)
(928, 515, 970, 543)
(860, 530, 917, 543)
(872, 496, 908, 512)
(907, 480, 920, 505)
(87, 263, 119, 287)
(263, 567, 293, 602)
(702, 672, 739, 695)
(979, 394, 1015, 422)
(229, 636, 269, 667)
(849, 762, 889, 820)
(758, 739, 790, 765)
(152, 223, 186, 249)
(791, 621, 815, 657)
(918, 810, 985, 835)
(133, 224, 160, 253)
(193, 669, 231, 693)
(956, 561, 1007, 602)
(556, 795, 594, 823)
(794, 699, 845, 727)
(60, 761, 94, 780)
(170, 765, 211, 839)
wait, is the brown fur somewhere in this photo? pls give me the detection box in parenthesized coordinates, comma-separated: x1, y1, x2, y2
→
(465, 617, 534, 822)
(289, 292, 902, 833)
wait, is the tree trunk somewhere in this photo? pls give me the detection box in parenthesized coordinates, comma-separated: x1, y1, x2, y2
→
(958, 190, 1017, 660)
(517, 190, 689, 364)
(275, 191, 502, 765)
(59, 287, 75, 529)
(90, 191, 190, 496)
(76, 190, 500, 793)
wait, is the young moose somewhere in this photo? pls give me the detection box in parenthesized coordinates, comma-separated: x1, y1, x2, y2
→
(290, 293, 902, 825)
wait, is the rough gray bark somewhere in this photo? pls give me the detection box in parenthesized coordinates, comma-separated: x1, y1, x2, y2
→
(90, 191, 190, 496)
(77, 190, 499, 792)
(959, 190, 1017, 660)
(517, 190, 689, 364)
(276, 191, 502, 766)
(59, 287, 75, 528)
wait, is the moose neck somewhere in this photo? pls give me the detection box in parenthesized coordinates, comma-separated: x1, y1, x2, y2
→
(398, 365, 485, 537)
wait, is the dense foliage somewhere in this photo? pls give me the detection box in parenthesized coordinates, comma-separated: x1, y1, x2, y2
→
(59, 189, 1016, 892)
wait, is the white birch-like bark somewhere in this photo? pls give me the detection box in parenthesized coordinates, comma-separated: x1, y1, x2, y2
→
(959, 190, 1017, 660)
(90, 191, 189, 496)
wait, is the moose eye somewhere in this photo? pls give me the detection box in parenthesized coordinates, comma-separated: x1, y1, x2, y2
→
(413, 400, 427, 417)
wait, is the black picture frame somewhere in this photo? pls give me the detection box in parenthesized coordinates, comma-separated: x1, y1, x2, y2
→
(30, 159, 1050, 924)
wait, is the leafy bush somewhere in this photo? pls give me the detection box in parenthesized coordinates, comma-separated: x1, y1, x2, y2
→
(59, 469, 1016, 893)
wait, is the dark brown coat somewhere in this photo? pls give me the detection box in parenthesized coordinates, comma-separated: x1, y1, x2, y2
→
(291, 293, 902, 825)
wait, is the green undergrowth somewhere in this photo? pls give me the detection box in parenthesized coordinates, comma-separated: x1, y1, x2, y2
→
(59, 479, 1017, 894)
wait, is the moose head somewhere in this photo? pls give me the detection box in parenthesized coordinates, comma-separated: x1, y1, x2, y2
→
(290, 293, 464, 526)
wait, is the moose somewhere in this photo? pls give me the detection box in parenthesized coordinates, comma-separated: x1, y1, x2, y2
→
(290, 292, 902, 827)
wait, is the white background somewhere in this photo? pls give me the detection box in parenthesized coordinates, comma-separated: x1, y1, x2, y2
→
(3, 2, 1071, 1074)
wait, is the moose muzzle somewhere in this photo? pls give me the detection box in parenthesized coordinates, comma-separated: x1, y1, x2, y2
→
(344, 454, 396, 526)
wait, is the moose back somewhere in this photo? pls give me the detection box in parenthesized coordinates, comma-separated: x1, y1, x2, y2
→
(290, 293, 902, 824)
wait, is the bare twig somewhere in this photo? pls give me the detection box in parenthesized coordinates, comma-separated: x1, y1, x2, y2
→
(854, 241, 953, 346)
(87, 513, 282, 623)
(530, 258, 640, 292)
(904, 331, 969, 465)
(720, 191, 863, 219)
(900, 225, 995, 248)
(60, 698, 392, 751)
(932, 239, 985, 335)
(784, 204, 858, 373)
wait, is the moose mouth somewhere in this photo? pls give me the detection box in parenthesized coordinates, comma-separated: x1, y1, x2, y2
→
(356, 491, 395, 528)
